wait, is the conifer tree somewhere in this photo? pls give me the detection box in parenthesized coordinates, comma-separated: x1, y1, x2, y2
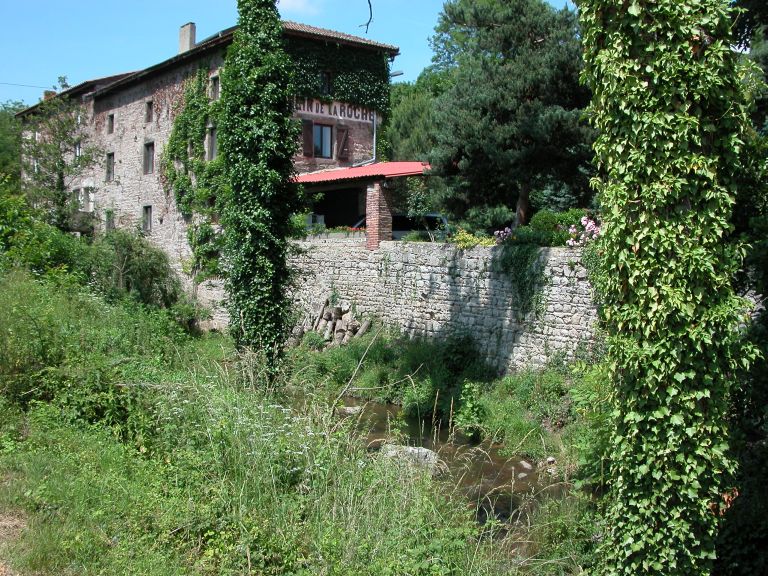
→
(429, 0, 593, 231)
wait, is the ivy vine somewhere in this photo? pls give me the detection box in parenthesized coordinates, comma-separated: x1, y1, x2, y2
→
(288, 37, 391, 113)
(492, 243, 547, 321)
(161, 68, 226, 283)
(579, 0, 759, 574)
(219, 0, 304, 366)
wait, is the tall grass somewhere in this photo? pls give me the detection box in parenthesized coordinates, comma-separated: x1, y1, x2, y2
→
(287, 330, 495, 420)
(0, 271, 525, 575)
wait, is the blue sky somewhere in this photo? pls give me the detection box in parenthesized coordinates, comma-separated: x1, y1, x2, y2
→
(0, 0, 573, 105)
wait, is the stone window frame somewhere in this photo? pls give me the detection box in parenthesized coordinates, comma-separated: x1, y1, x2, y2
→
(142, 205, 152, 233)
(72, 187, 95, 213)
(145, 101, 153, 123)
(107, 114, 115, 134)
(206, 123, 218, 161)
(105, 152, 115, 182)
(143, 141, 155, 175)
(209, 75, 220, 100)
(301, 120, 350, 161)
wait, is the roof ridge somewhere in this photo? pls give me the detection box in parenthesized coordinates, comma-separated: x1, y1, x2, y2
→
(280, 20, 399, 53)
(92, 19, 399, 98)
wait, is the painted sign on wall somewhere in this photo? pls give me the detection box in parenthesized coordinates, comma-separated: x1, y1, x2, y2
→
(294, 98, 377, 123)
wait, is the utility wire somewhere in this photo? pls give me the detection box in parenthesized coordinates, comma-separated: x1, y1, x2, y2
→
(0, 82, 51, 89)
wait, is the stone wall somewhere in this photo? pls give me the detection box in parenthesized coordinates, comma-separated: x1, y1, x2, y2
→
(290, 240, 598, 371)
(73, 45, 377, 313)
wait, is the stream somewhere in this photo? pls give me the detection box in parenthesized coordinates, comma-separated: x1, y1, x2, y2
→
(328, 397, 566, 525)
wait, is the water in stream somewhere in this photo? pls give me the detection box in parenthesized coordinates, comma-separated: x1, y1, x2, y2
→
(335, 397, 564, 525)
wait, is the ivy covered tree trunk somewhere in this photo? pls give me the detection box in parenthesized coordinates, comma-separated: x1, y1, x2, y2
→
(219, 0, 301, 366)
(578, 1, 757, 574)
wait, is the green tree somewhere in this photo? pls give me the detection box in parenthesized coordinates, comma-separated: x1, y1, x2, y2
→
(579, 0, 759, 574)
(219, 0, 303, 367)
(429, 0, 593, 232)
(732, 0, 768, 48)
(0, 100, 24, 184)
(19, 78, 101, 231)
(748, 30, 768, 132)
(388, 82, 435, 162)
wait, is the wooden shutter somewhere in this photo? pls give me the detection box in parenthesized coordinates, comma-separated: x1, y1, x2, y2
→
(336, 126, 349, 161)
(302, 120, 314, 157)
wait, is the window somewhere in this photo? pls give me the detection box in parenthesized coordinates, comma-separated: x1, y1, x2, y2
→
(106, 153, 115, 181)
(74, 141, 82, 158)
(207, 125, 218, 160)
(302, 121, 348, 160)
(107, 114, 114, 134)
(210, 76, 220, 100)
(318, 71, 332, 96)
(143, 142, 155, 174)
(145, 101, 153, 123)
(105, 210, 115, 231)
(313, 124, 332, 158)
(142, 205, 152, 233)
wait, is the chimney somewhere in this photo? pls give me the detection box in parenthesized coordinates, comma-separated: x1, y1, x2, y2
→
(43, 90, 57, 101)
(179, 22, 196, 54)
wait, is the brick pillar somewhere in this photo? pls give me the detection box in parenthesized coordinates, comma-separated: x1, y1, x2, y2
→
(365, 180, 392, 250)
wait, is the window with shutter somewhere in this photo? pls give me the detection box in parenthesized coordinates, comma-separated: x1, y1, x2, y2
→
(336, 127, 349, 161)
(302, 120, 314, 157)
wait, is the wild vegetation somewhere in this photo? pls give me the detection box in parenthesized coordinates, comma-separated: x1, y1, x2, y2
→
(579, 0, 763, 574)
(2, 0, 768, 574)
(1, 182, 608, 575)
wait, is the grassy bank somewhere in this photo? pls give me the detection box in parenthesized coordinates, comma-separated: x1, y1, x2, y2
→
(288, 330, 611, 470)
(0, 270, 603, 575)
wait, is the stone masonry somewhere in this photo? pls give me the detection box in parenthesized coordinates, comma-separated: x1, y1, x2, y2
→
(290, 241, 599, 371)
(64, 23, 385, 310)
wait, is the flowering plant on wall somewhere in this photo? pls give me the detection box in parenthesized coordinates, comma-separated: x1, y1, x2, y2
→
(566, 216, 600, 247)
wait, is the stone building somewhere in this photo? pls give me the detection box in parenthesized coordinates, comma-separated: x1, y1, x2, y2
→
(19, 20, 400, 318)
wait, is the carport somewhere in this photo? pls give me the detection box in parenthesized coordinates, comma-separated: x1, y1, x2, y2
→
(295, 161, 431, 249)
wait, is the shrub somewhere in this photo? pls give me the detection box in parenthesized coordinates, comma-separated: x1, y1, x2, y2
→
(460, 204, 517, 234)
(89, 229, 181, 308)
(512, 208, 589, 247)
(528, 209, 560, 235)
(452, 227, 496, 249)
(0, 270, 185, 421)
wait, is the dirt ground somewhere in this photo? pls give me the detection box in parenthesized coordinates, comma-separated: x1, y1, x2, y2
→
(0, 508, 26, 576)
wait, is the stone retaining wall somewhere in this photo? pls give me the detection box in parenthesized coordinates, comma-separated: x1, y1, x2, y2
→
(291, 240, 599, 371)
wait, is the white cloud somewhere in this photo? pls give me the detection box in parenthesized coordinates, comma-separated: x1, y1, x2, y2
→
(277, 0, 321, 16)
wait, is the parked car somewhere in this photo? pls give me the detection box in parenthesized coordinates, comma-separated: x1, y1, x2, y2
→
(353, 213, 449, 240)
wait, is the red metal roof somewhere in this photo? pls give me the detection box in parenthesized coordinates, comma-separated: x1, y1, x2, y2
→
(295, 162, 431, 184)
